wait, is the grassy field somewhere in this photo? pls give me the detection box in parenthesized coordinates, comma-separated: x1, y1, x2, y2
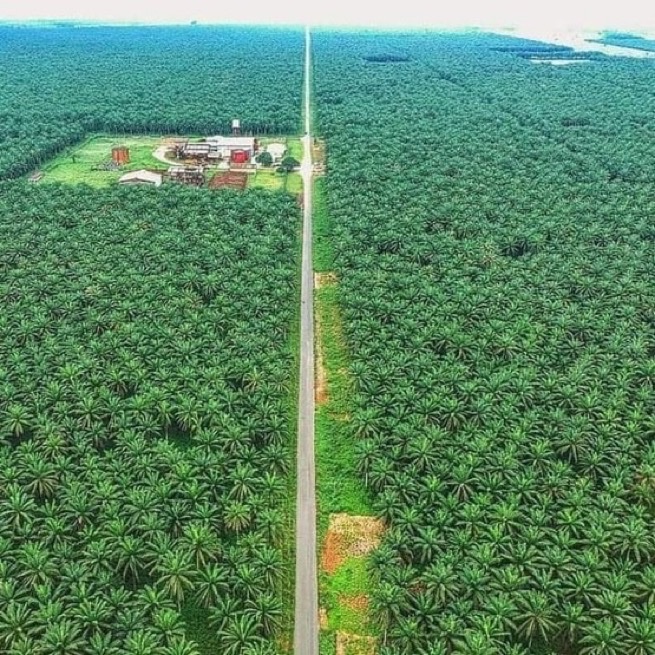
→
(314, 178, 378, 651)
(250, 170, 302, 194)
(40, 135, 166, 187)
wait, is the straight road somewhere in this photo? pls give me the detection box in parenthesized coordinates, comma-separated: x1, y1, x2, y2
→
(294, 25, 318, 655)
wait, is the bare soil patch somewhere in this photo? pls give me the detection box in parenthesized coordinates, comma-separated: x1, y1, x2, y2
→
(321, 514, 385, 575)
(336, 632, 377, 655)
(208, 172, 248, 191)
(341, 594, 370, 614)
(312, 138, 326, 164)
(314, 271, 338, 289)
(320, 607, 329, 631)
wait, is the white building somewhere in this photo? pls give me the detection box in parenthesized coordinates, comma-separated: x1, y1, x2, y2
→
(266, 143, 287, 163)
(205, 136, 256, 161)
(119, 170, 163, 187)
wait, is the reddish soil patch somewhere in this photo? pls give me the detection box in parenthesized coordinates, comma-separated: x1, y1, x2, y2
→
(321, 514, 385, 575)
(341, 594, 370, 614)
(208, 172, 248, 190)
(322, 527, 342, 575)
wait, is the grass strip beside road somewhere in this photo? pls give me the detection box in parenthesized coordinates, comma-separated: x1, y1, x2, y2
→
(314, 178, 377, 653)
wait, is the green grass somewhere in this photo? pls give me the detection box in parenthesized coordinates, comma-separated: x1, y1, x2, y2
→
(320, 633, 336, 655)
(287, 139, 304, 162)
(314, 178, 333, 272)
(181, 604, 220, 655)
(313, 178, 377, 652)
(321, 558, 376, 635)
(314, 178, 372, 536)
(315, 284, 372, 539)
(40, 135, 166, 187)
(250, 170, 302, 195)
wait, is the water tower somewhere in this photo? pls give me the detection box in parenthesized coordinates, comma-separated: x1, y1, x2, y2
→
(112, 146, 130, 166)
(232, 119, 241, 136)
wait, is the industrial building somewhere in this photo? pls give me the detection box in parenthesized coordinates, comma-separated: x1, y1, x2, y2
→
(205, 136, 257, 162)
(168, 165, 205, 186)
(175, 136, 257, 164)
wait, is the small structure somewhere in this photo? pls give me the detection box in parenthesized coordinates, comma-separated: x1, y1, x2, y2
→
(266, 143, 286, 163)
(231, 150, 248, 164)
(168, 165, 205, 186)
(119, 170, 163, 187)
(181, 143, 211, 160)
(232, 119, 241, 136)
(28, 171, 44, 183)
(112, 146, 130, 166)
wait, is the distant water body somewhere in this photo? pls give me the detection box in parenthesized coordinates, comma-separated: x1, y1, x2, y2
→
(496, 27, 655, 58)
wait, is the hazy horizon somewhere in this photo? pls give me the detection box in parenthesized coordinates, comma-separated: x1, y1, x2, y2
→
(1, 0, 654, 32)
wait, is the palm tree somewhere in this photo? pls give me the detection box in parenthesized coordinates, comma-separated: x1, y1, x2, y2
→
(389, 616, 423, 655)
(579, 619, 622, 655)
(181, 522, 219, 568)
(218, 615, 262, 655)
(155, 550, 196, 607)
(372, 582, 404, 645)
(0, 602, 36, 648)
(516, 591, 557, 645)
(194, 564, 229, 609)
(244, 593, 282, 637)
(40, 619, 86, 655)
(122, 629, 164, 655)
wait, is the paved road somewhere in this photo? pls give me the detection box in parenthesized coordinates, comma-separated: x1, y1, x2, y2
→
(152, 146, 179, 166)
(294, 25, 318, 655)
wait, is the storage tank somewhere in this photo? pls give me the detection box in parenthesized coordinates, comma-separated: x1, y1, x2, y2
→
(112, 146, 130, 166)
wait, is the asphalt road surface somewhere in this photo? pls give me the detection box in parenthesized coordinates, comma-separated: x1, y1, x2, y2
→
(293, 25, 319, 655)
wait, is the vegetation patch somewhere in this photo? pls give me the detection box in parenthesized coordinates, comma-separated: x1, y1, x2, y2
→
(315, 271, 338, 289)
(314, 28, 655, 654)
(363, 54, 410, 63)
(335, 632, 377, 655)
(38, 135, 166, 186)
(0, 181, 300, 654)
(321, 514, 384, 575)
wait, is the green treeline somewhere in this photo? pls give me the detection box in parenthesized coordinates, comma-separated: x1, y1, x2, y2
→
(0, 182, 300, 654)
(0, 26, 303, 179)
(315, 30, 655, 654)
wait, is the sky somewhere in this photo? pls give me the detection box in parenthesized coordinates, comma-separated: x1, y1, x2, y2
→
(1, 0, 654, 31)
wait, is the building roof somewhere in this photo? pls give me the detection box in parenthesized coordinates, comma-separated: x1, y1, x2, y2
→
(266, 143, 286, 157)
(205, 136, 255, 149)
(183, 143, 211, 153)
(119, 170, 162, 186)
(169, 165, 204, 174)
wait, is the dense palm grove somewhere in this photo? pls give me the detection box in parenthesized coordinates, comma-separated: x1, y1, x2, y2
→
(0, 182, 299, 654)
(0, 25, 302, 179)
(315, 31, 655, 654)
